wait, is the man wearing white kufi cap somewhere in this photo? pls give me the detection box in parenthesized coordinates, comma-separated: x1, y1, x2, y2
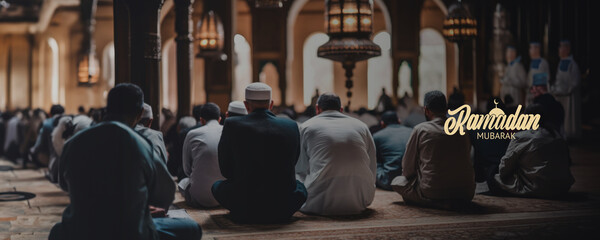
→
(226, 101, 248, 118)
(135, 103, 168, 164)
(213, 82, 307, 223)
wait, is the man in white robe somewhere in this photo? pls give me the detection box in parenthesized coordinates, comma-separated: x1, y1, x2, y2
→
(391, 91, 475, 209)
(550, 40, 581, 140)
(296, 93, 376, 215)
(501, 46, 528, 106)
(526, 42, 550, 105)
(181, 103, 225, 208)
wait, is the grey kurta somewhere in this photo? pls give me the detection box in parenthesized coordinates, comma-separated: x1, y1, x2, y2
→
(550, 55, 581, 139)
(392, 118, 475, 205)
(493, 128, 574, 198)
(181, 120, 225, 207)
(526, 58, 550, 105)
(135, 124, 169, 163)
(501, 57, 528, 106)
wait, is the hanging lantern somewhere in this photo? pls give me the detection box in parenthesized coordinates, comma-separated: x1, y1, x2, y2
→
(78, 53, 100, 85)
(78, 0, 99, 86)
(318, 0, 381, 110)
(255, 0, 286, 8)
(442, 0, 477, 42)
(195, 10, 226, 60)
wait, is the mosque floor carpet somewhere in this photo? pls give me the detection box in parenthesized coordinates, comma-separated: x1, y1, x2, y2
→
(1, 142, 600, 239)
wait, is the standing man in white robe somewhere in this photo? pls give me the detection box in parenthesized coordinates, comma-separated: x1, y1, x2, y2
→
(296, 93, 376, 215)
(550, 40, 581, 140)
(181, 103, 225, 208)
(501, 46, 528, 106)
(526, 42, 550, 106)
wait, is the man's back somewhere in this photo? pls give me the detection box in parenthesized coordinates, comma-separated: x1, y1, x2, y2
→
(218, 109, 300, 209)
(373, 124, 413, 189)
(135, 124, 168, 163)
(297, 111, 376, 215)
(495, 128, 574, 198)
(182, 120, 224, 207)
(59, 121, 174, 240)
(406, 118, 474, 200)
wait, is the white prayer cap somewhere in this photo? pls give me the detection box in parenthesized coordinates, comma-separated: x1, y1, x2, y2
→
(141, 103, 153, 119)
(245, 82, 272, 101)
(228, 101, 248, 115)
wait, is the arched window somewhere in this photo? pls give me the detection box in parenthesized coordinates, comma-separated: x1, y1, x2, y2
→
(161, 39, 177, 112)
(233, 34, 252, 101)
(418, 28, 446, 105)
(303, 33, 333, 106)
(102, 42, 115, 89)
(397, 61, 413, 98)
(259, 62, 281, 105)
(47, 38, 60, 105)
(368, 31, 392, 109)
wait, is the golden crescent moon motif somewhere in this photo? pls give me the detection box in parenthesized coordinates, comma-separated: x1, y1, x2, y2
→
(494, 99, 499, 105)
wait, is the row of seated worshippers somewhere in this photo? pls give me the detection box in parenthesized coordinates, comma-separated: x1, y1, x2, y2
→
(42, 76, 574, 239)
(180, 79, 574, 223)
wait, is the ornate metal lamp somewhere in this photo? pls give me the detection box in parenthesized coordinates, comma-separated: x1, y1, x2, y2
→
(254, 0, 286, 8)
(442, 0, 477, 42)
(318, 0, 381, 110)
(195, 10, 227, 60)
(78, 0, 100, 86)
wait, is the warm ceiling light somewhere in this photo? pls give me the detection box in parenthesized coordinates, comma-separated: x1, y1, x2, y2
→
(318, 0, 381, 110)
(443, 0, 477, 42)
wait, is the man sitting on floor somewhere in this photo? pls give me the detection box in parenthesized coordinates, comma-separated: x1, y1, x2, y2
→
(373, 111, 413, 190)
(181, 103, 225, 208)
(296, 93, 376, 215)
(135, 103, 168, 163)
(391, 91, 475, 209)
(213, 83, 307, 223)
(50, 83, 201, 240)
(489, 103, 574, 198)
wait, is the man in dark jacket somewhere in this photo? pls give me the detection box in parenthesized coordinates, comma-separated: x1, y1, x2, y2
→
(49, 83, 201, 240)
(213, 82, 307, 223)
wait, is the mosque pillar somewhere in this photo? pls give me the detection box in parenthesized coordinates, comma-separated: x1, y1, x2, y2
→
(389, 0, 423, 103)
(113, 0, 164, 129)
(174, 0, 194, 118)
(204, 0, 234, 110)
(250, 4, 288, 106)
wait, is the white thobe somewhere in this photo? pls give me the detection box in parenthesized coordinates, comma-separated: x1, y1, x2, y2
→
(296, 111, 376, 215)
(550, 55, 581, 139)
(181, 120, 225, 207)
(501, 57, 527, 106)
(526, 58, 550, 105)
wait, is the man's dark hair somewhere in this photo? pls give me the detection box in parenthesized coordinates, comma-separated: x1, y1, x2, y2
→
(381, 111, 399, 125)
(50, 104, 65, 116)
(424, 90, 447, 115)
(192, 105, 203, 121)
(447, 87, 465, 110)
(317, 93, 341, 111)
(200, 102, 221, 121)
(106, 83, 144, 117)
(78, 106, 85, 114)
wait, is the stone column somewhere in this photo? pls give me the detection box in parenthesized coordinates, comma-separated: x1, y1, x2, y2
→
(114, 0, 165, 129)
(174, 0, 194, 118)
